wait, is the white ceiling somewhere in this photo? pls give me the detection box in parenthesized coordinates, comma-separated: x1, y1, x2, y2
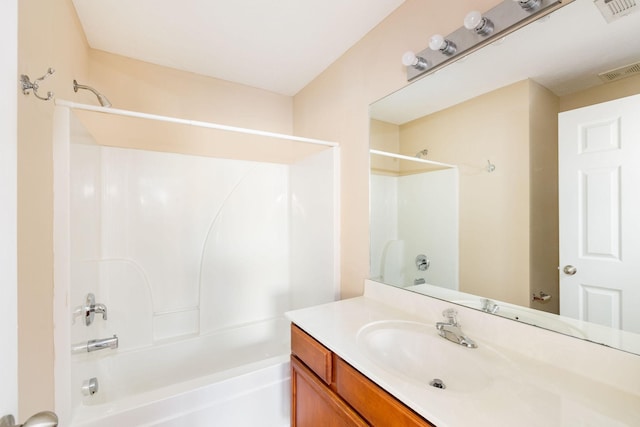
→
(72, 0, 405, 96)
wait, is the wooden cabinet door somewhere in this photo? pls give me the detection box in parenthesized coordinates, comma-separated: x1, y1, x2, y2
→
(333, 356, 434, 427)
(291, 356, 368, 427)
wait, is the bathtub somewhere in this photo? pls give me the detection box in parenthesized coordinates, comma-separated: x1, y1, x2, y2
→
(68, 318, 291, 427)
(53, 105, 339, 427)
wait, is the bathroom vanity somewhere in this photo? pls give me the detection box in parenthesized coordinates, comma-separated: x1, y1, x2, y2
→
(286, 280, 640, 427)
(291, 323, 433, 426)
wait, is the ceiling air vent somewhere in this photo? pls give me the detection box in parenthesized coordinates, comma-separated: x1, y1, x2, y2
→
(594, 0, 639, 23)
(598, 61, 640, 83)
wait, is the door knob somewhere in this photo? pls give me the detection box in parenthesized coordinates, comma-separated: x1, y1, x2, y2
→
(563, 265, 577, 275)
(0, 411, 58, 427)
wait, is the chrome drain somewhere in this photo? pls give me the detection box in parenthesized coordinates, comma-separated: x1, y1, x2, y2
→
(429, 378, 446, 389)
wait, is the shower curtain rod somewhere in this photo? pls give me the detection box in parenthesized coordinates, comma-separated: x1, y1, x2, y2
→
(370, 149, 456, 169)
(54, 99, 339, 148)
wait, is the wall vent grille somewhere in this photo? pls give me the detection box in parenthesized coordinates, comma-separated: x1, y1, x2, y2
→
(598, 62, 640, 82)
(594, 0, 638, 23)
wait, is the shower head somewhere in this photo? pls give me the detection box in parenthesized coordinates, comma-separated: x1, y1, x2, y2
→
(73, 79, 112, 107)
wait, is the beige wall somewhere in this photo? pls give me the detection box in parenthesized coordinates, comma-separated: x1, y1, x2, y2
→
(559, 73, 640, 112)
(293, 0, 502, 298)
(18, 0, 90, 416)
(369, 119, 400, 175)
(529, 81, 560, 314)
(399, 81, 533, 306)
(86, 50, 293, 133)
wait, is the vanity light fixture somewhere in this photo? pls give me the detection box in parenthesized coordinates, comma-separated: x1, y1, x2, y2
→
(402, 51, 429, 71)
(464, 11, 494, 36)
(429, 34, 457, 56)
(513, 0, 542, 12)
(403, 0, 565, 82)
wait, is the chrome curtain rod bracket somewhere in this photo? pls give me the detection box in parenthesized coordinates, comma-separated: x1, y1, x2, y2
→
(20, 67, 55, 101)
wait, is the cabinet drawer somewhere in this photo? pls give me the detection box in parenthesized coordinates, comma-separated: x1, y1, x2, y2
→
(334, 356, 434, 427)
(291, 324, 333, 384)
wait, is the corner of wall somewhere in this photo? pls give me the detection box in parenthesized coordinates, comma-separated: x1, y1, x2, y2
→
(528, 80, 559, 313)
(18, 0, 92, 416)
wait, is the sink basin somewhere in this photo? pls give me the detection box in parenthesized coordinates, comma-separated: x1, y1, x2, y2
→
(356, 320, 510, 393)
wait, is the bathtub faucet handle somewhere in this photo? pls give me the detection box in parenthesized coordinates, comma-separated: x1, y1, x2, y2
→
(84, 293, 108, 326)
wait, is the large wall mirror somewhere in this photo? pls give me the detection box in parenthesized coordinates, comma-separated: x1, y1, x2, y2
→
(369, 0, 640, 355)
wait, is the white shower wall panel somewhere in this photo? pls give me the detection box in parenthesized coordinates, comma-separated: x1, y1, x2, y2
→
(99, 148, 264, 313)
(199, 163, 290, 333)
(71, 145, 299, 344)
(398, 169, 459, 289)
(289, 148, 339, 308)
(369, 174, 399, 281)
(369, 169, 458, 289)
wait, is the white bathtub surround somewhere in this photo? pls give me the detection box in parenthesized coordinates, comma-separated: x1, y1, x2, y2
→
(53, 105, 339, 426)
(370, 166, 458, 289)
(286, 280, 640, 427)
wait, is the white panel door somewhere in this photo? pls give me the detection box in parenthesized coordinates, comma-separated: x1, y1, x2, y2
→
(559, 94, 640, 334)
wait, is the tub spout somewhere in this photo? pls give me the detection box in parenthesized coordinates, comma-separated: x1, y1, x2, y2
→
(87, 335, 118, 352)
(72, 335, 118, 353)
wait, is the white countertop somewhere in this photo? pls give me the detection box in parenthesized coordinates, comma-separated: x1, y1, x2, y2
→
(286, 281, 640, 427)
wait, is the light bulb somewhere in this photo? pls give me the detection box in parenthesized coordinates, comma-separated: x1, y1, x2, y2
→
(464, 11, 483, 30)
(402, 51, 417, 66)
(429, 34, 445, 51)
(512, 0, 541, 12)
(402, 51, 429, 70)
(429, 34, 457, 56)
(463, 10, 494, 36)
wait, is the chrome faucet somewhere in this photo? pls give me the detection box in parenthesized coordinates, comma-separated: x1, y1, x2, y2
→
(83, 293, 108, 326)
(481, 298, 500, 314)
(435, 309, 477, 348)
